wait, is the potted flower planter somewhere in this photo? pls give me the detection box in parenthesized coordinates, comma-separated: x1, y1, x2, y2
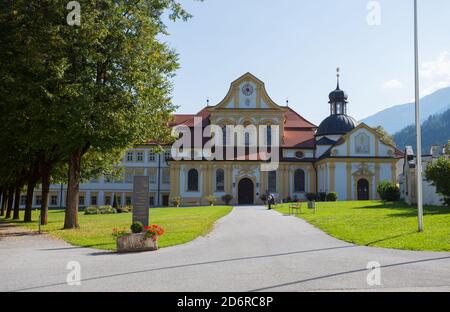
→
(116, 233, 158, 253)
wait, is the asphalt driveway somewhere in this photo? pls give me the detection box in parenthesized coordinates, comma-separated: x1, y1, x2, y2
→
(1, 206, 449, 292)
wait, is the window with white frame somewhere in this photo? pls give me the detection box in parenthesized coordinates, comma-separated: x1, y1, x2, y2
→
(136, 151, 144, 162)
(164, 151, 171, 161)
(148, 152, 156, 162)
(79, 196, 85, 206)
(35, 195, 42, 206)
(148, 170, 157, 184)
(126, 151, 134, 162)
(20, 195, 27, 206)
(162, 168, 170, 184)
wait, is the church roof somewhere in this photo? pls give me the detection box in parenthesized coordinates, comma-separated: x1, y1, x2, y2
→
(316, 114, 358, 136)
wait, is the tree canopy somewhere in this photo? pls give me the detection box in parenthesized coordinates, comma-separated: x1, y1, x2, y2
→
(0, 0, 193, 227)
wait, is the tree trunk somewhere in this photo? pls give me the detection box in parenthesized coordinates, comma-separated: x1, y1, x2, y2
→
(64, 149, 83, 229)
(5, 187, 14, 219)
(24, 163, 40, 222)
(40, 163, 51, 226)
(24, 181, 37, 223)
(0, 189, 5, 216)
(13, 186, 21, 220)
(1, 190, 6, 216)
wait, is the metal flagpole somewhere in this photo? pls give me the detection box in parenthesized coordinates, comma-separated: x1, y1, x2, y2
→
(414, 0, 424, 232)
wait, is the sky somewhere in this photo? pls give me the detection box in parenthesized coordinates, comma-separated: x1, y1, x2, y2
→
(161, 0, 450, 125)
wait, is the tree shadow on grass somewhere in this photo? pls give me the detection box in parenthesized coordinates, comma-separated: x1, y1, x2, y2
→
(364, 231, 418, 247)
(354, 202, 450, 217)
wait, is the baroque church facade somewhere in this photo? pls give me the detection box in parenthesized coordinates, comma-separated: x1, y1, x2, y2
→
(22, 72, 403, 208)
(167, 72, 402, 206)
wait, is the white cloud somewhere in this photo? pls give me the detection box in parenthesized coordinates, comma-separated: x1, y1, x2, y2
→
(420, 51, 450, 96)
(382, 79, 403, 89)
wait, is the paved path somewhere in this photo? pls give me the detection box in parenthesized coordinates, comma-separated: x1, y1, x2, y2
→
(1, 206, 450, 292)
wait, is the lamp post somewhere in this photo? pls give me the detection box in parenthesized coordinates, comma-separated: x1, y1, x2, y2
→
(414, 0, 424, 232)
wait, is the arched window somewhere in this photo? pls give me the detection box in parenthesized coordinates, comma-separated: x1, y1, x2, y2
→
(294, 169, 306, 192)
(216, 169, 224, 192)
(187, 169, 199, 192)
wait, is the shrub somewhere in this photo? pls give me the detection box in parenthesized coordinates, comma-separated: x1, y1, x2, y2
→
(172, 196, 182, 207)
(205, 195, 216, 206)
(377, 181, 400, 201)
(221, 194, 233, 205)
(318, 192, 327, 202)
(112, 228, 129, 239)
(84, 207, 99, 215)
(117, 206, 132, 213)
(425, 157, 450, 207)
(84, 206, 116, 215)
(306, 193, 317, 202)
(130, 221, 144, 234)
(326, 192, 338, 202)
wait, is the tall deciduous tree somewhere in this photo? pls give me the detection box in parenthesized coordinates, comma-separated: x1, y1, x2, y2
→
(55, 1, 190, 229)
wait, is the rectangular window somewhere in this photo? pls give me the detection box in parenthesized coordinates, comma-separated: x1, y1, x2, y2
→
(35, 195, 42, 206)
(149, 172, 157, 184)
(125, 196, 132, 206)
(105, 196, 111, 206)
(162, 168, 170, 184)
(148, 152, 156, 162)
(91, 196, 98, 206)
(136, 151, 144, 162)
(268, 171, 277, 193)
(20, 195, 27, 206)
(164, 151, 171, 161)
(50, 195, 58, 206)
(79, 196, 85, 206)
(126, 151, 134, 162)
(149, 196, 155, 207)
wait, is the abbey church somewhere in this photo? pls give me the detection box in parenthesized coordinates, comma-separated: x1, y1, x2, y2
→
(167, 72, 403, 205)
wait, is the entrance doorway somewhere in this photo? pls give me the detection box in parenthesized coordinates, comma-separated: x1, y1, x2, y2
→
(238, 178, 254, 205)
(357, 179, 370, 200)
(162, 195, 169, 207)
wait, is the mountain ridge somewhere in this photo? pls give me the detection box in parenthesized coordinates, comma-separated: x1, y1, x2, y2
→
(362, 87, 450, 134)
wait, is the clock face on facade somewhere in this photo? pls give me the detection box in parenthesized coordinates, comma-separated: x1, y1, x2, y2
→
(242, 83, 254, 96)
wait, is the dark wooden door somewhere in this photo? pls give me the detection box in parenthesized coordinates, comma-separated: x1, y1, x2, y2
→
(238, 178, 254, 205)
(357, 179, 370, 200)
(162, 195, 169, 207)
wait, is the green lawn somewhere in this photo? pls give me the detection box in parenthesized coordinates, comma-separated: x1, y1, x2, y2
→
(1, 206, 233, 250)
(275, 201, 450, 252)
